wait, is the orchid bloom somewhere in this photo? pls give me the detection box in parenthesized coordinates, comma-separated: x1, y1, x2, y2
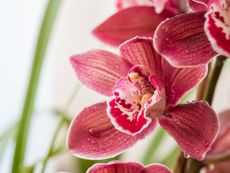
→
(205, 110, 230, 173)
(153, 0, 230, 67)
(87, 162, 171, 173)
(67, 37, 219, 161)
(116, 0, 184, 14)
(93, 6, 174, 46)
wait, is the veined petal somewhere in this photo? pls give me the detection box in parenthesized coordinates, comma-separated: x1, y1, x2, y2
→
(188, 0, 209, 12)
(206, 162, 230, 173)
(162, 59, 207, 106)
(116, 0, 154, 10)
(142, 164, 172, 173)
(159, 101, 219, 160)
(71, 50, 132, 96)
(67, 102, 155, 160)
(93, 6, 174, 46)
(87, 162, 143, 173)
(206, 110, 230, 158)
(204, 0, 230, 57)
(119, 37, 162, 76)
(154, 12, 217, 67)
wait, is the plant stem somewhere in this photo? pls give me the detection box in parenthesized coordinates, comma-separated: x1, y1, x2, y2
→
(174, 152, 187, 173)
(205, 55, 227, 105)
(204, 152, 230, 164)
(41, 85, 80, 173)
(11, 1, 62, 173)
(142, 128, 167, 165)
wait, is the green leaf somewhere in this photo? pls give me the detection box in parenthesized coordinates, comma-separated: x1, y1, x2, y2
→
(142, 128, 167, 165)
(11, 0, 63, 173)
(0, 123, 18, 163)
(161, 146, 180, 169)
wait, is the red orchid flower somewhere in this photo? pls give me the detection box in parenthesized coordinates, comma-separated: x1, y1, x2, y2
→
(67, 37, 219, 161)
(205, 110, 230, 173)
(92, 6, 174, 46)
(87, 162, 171, 173)
(154, 0, 230, 67)
(116, 0, 183, 14)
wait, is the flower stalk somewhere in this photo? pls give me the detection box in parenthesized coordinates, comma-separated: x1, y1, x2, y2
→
(11, 1, 62, 172)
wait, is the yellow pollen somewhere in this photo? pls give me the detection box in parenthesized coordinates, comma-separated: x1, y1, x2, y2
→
(140, 93, 152, 106)
(129, 72, 139, 80)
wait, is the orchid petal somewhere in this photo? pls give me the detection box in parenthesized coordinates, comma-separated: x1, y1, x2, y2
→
(204, 0, 230, 57)
(205, 162, 230, 173)
(159, 101, 219, 160)
(107, 65, 160, 135)
(71, 50, 132, 96)
(67, 102, 156, 160)
(154, 12, 217, 67)
(206, 110, 230, 158)
(93, 6, 174, 46)
(120, 37, 162, 76)
(87, 162, 143, 173)
(162, 59, 207, 106)
(188, 0, 209, 11)
(87, 162, 172, 173)
(116, 0, 154, 10)
(143, 164, 172, 173)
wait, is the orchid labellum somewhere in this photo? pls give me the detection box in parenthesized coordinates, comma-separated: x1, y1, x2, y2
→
(67, 37, 219, 161)
(154, 0, 230, 67)
(87, 162, 171, 173)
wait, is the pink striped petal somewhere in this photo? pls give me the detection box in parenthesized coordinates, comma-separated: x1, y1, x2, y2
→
(205, 162, 230, 173)
(143, 164, 172, 173)
(93, 6, 174, 46)
(87, 162, 143, 173)
(204, 0, 230, 57)
(70, 50, 132, 96)
(154, 12, 217, 67)
(188, 0, 209, 11)
(67, 102, 156, 160)
(159, 101, 219, 160)
(87, 162, 172, 173)
(116, 0, 154, 10)
(206, 110, 230, 158)
(162, 59, 208, 106)
(119, 37, 162, 76)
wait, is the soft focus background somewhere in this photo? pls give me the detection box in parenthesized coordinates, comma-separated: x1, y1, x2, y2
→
(1, 0, 230, 173)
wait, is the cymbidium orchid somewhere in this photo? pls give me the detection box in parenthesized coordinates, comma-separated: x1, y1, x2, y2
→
(86, 162, 171, 173)
(116, 0, 184, 14)
(205, 110, 230, 173)
(153, 0, 230, 67)
(93, 0, 187, 46)
(67, 37, 219, 161)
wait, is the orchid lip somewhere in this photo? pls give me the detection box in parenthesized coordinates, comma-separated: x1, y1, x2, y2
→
(107, 65, 166, 136)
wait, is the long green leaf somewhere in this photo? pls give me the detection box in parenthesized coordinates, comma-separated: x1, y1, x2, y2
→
(11, 1, 62, 172)
(161, 146, 180, 169)
(142, 128, 167, 165)
(0, 123, 18, 163)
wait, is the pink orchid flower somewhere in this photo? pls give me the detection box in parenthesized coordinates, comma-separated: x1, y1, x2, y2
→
(87, 162, 171, 173)
(153, 0, 230, 67)
(116, 0, 184, 14)
(93, 6, 174, 46)
(67, 37, 219, 161)
(205, 110, 230, 173)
